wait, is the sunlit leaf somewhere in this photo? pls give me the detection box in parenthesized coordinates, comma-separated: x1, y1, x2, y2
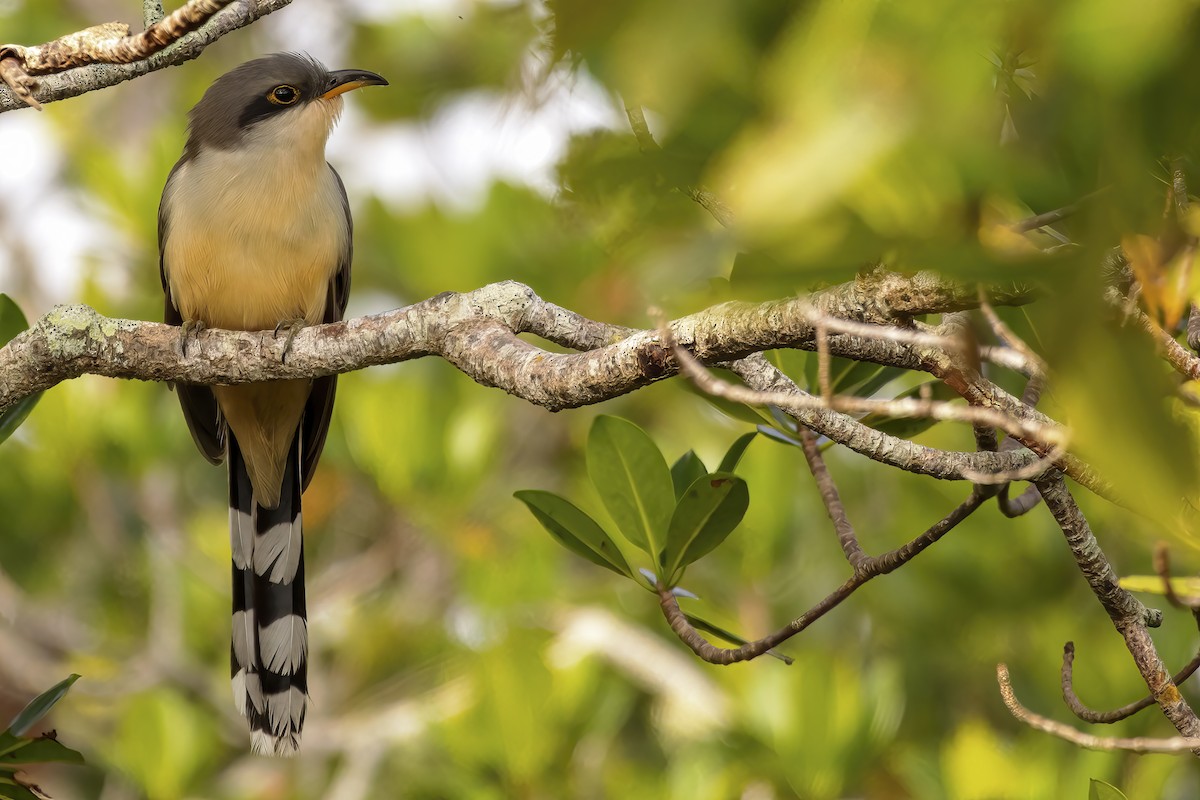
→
(1119, 574, 1200, 598)
(515, 490, 632, 578)
(7, 675, 78, 738)
(662, 472, 749, 582)
(586, 415, 674, 559)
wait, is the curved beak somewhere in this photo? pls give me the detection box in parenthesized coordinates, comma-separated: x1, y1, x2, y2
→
(321, 68, 389, 100)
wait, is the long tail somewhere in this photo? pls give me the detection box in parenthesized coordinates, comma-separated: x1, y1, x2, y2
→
(229, 435, 308, 756)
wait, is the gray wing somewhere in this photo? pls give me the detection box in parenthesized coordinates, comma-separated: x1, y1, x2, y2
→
(298, 164, 353, 489)
(159, 156, 224, 465)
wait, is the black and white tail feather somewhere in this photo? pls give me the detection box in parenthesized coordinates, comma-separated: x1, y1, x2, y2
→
(229, 436, 308, 756)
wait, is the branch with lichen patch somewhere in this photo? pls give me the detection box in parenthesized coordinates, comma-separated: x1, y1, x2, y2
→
(0, 0, 293, 112)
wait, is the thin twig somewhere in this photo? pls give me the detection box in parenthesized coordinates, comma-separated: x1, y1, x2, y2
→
(1011, 204, 1081, 234)
(623, 104, 735, 227)
(797, 428, 867, 569)
(1010, 189, 1107, 233)
(657, 492, 985, 664)
(977, 288, 1048, 378)
(1062, 641, 1200, 724)
(816, 321, 832, 405)
(657, 316, 1068, 451)
(1105, 286, 1200, 381)
(998, 664, 1200, 753)
(1035, 474, 1200, 743)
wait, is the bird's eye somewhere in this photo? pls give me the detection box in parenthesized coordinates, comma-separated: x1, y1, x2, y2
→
(268, 85, 300, 105)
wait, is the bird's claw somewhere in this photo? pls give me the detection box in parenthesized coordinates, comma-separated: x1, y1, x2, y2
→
(179, 319, 207, 357)
(273, 318, 307, 363)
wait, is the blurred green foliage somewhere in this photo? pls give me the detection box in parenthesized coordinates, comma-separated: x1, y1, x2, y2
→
(2, 0, 1200, 798)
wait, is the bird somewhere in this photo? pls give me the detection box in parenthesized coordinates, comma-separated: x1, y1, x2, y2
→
(157, 52, 387, 756)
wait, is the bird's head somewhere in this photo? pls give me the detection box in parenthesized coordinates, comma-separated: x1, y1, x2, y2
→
(184, 52, 387, 158)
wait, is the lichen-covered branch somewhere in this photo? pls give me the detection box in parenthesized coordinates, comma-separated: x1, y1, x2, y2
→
(0, 277, 1049, 484)
(1033, 473, 1200, 742)
(0, 0, 294, 112)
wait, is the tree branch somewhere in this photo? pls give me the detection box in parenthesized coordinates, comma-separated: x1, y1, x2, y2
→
(0, 0, 295, 113)
(997, 663, 1200, 754)
(0, 278, 1050, 483)
(657, 491, 987, 664)
(1061, 641, 1200, 725)
(0, 273, 1014, 406)
(1033, 473, 1200, 744)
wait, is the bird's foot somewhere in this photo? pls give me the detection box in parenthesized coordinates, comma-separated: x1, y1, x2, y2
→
(273, 318, 308, 363)
(178, 319, 207, 357)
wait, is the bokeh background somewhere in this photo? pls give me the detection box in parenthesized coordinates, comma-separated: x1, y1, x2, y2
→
(3, 0, 1200, 797)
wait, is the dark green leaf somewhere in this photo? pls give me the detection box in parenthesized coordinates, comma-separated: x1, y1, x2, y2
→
(0, 732, 19, 761)
(683, 613, 792, 664)
(7, 675, 79, 737)
(717, 431, 756, 473)
(0, 295, 29, 345)
(670, 450, 708, 501)
(515, 490, 632, 577)
(586, 415, 674, 558)
(852, 364, 909, 398)
(0, 295, 41, 446)
(806, 353, 890, 396)
(662, 472, 749, 582)
(1088, 779, 1128, 800)
(0, 736, 84, 765)
(0, 774, 44, 800)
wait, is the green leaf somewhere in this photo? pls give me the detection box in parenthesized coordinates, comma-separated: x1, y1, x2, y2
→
(586, 415, 674, 559)
(0, 774, 43, 800)
(0, 295, 41, 446)
(514, 491, 632, 578)
(683, 613, 792, 664)
(852, 364, 909, 398)
(1120, 575, 1200, 597)
(0, 296, 29, 344)
(0, 736, 84, 766)
(717, 431, 756, 473)
(670, 450, 708, 501)
(806, 353, 890, 396)
(1089, 779, 1129, 800)
(662, 472, 749, 582)
(7, 675, 79, 737)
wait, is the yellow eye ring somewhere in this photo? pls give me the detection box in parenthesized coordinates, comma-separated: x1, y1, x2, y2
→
(267, 85, 300, 106)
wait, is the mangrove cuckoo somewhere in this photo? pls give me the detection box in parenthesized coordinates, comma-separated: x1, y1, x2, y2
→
(158, 53, 387, 755)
